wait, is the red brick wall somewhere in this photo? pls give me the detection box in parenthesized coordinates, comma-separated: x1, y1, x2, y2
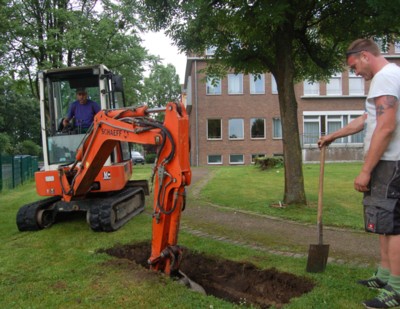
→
(186, 57, 400, 166)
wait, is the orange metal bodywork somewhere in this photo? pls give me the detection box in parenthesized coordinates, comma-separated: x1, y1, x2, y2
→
(147, 103, 191, 275)
(37, 102, 191, 275)
(35, 163, 132, 196)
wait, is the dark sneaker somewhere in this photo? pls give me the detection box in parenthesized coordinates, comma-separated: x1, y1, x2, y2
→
(362, 285, 400, 308)
(358, 277, 387, 289)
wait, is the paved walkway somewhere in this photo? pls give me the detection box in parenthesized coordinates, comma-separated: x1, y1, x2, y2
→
(180, 167, 380, 268)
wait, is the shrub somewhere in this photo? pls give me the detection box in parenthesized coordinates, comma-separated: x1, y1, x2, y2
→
(145, 153, 157, 164)
(255, 156, 283, 170)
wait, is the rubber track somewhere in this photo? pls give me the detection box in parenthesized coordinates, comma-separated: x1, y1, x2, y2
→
(16, 196, 61, 231)
(89, 186, 145, 232)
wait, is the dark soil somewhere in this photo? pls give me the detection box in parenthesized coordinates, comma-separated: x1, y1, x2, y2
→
(100, 241, 315, 309)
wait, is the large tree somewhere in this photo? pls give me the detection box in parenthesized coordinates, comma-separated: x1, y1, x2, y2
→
(1, 0, 151, 103)
(141, 63, 181, 108)
(0, 77, 41, 149)
(141, 0, 400, 205)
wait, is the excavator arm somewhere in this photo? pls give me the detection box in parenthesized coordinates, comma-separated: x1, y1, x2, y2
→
(59, 101, 191, 275)
(17, 101, 191, 276)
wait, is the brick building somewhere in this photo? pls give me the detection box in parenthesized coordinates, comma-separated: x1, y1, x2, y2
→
(183, 43, 400, 166)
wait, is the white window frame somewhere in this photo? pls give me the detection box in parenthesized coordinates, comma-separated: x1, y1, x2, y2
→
(303, 115, 320, 145)
(208, 154, 222, 165)
(395, 41, 400, 54)
(207, 119, 222, 140)
(229, 154, 244, 165)
(303, 111, 364, 146)
(350, 115, 364, 143)
(228, 73, 243, 94)
(326, 72, 342, 96)
(272, 118, 282, 139)
(229, 118, 244, 140)
(206, 77, 221, 95)
(250, 118, 266, 139)
(374, 38, 388, 54)
(249, 74, 265, 94)
(349, 71, 364, 95)
(271, 75, 278, 94)
(303, 80, 320, 96)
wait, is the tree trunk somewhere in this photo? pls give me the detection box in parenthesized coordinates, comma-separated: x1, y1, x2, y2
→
(273, 33, 307, 205)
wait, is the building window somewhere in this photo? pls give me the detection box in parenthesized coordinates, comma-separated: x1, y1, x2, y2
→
(207, 77, 221, 94)
(228, 73, 243, 94)
(350, 115, 364, 143)
(374, 38, 388, 53)
(271, 75, 278, 94)
(273, 118, 282, 139)
(303, 80, 320, 96)
(326, 73, 342, 95)
(229, 154, 244, 164)
(206, 46, 217, 56)
(250, 74, 265, 94)
(229, 118, 244, 139)
(303, 115, 320, 144)
(326, 115, 343, 144)
(250, 118, 266, 139)
(207, 119, 222, 139)
(303, 112, 364, 146)
(208, 154, 222, 164)
(349, 71, 364, 95)
(395, 41, 400, 54)
(206, 77, 221, 95)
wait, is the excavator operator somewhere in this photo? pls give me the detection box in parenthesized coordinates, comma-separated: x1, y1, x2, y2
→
(62, 87, 100, 133)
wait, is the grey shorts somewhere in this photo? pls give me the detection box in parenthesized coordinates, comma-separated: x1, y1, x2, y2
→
(363, 160, 400, 235)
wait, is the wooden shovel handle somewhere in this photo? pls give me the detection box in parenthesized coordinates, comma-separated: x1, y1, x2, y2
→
(318, 146, 326, 244)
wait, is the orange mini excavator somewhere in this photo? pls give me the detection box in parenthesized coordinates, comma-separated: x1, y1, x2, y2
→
(16, 65, 191, 275)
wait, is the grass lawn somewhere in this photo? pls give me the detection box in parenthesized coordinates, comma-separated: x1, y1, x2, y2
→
(200, 162, 365, 230)
(0, 163, 379, 308)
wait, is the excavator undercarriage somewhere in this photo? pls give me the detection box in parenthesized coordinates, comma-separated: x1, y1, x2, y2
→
(16, 180, 148, 232)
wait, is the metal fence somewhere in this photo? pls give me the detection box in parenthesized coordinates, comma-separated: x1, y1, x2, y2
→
(0, 155, 39, 191)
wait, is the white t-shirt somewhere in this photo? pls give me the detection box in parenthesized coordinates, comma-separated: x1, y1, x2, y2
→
(364, 63, 400, 160)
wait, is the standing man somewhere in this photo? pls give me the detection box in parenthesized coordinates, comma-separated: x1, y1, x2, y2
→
(318, 38, 400, 309)
(63, 87, 100, 133)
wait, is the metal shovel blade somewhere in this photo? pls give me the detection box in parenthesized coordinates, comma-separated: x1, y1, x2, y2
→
(177, 271, 206, 294)
(306, 244, 330, 273)
(306, 146, 329, 273)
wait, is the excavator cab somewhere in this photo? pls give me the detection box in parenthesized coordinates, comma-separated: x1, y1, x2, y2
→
(38, 65, 129, 170)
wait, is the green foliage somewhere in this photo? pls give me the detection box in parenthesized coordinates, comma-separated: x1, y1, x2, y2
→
(16, 140, 42, 156)
(0, 0, 179, 154)
(140, 63, 181, 108)
(254, 156, 284, 171)
(142, 0, 400, 80)
(0, 77, 41, 148)
(0, 0, 152, 104)
(0, 133, 11, 154)
(145, 153, 157, 164)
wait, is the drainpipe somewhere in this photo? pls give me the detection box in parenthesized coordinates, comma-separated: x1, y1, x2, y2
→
(194, 60, 199, 166)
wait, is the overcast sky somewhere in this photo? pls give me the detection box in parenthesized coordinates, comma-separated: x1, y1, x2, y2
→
(141, 31, 187, 84)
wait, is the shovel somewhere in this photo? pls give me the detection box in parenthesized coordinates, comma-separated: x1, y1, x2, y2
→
(306, 146, 330, 273)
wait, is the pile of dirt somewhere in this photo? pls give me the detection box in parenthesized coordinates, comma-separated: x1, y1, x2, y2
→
(100, 242, 315, 308)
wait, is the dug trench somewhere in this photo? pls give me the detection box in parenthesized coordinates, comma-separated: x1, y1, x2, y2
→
(99, 241, 315, 308)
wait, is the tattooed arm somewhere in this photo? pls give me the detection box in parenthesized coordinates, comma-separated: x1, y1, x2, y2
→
(354, 95, 398, 192)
